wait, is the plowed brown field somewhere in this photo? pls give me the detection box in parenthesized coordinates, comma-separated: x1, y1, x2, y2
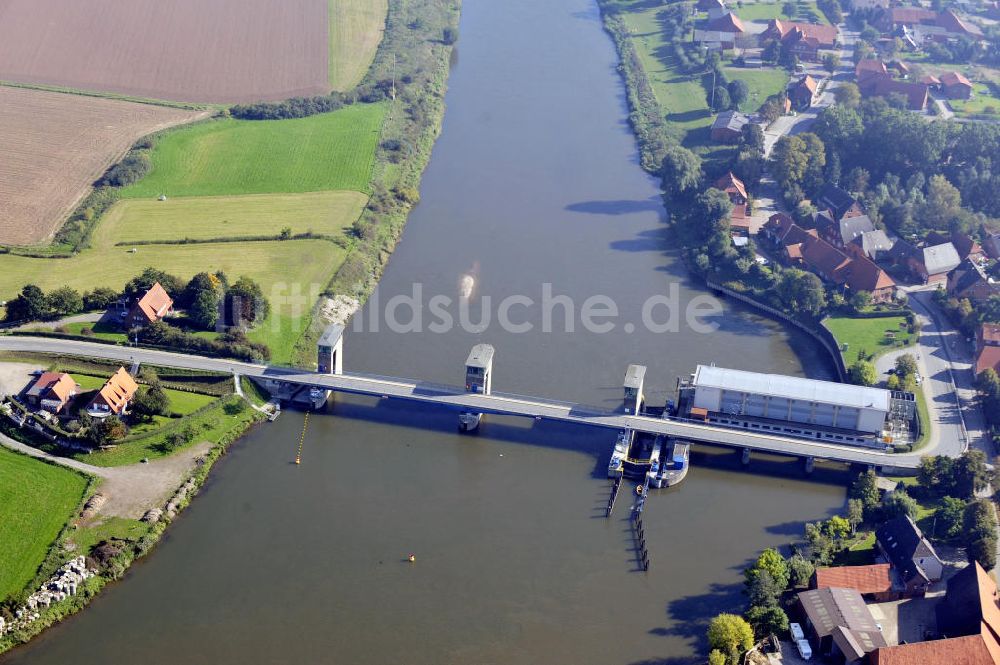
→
(0, 87, 206, 246)
(0, 0, 329, 104)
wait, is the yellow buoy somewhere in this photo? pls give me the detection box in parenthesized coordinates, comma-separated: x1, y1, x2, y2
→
(408, 554, 416, 563)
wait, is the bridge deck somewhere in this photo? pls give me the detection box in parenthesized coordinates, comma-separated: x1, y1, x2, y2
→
(0, 337, 921, 469)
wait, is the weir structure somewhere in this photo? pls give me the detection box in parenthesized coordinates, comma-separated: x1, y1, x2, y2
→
(0, 332, 928, 470)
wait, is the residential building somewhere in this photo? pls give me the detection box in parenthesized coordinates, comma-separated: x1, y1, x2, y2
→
(976, 324, 1000, 376)
(697, 0, 728, 19)
(941, 71, 974, 99)
(710, 110, 750, 143)
(887, 60, 910, 78)
(86, 367, 139, 418)
(947, 230, 987, 263)
(909, 242, 961, 285)
(128, 281, 174, 327)
(714, 172, 750, 231)
(24, 372, 78, 414)
(848, 229, 894, 262)
(811, 564, 897, 602)
(796, 587, 888, 662)
(919, 73, 941, 88)
(762, 19, 839, 62)
(789, 75, 818, 110)
(857, 73, 929, 110)
(815, 183, 863, 221)
(818, 213, 875, 249)
(855, 59, 889, 85)
(693, 12, 745, 50)
(876, 7, 983, 43)
(875, 515, 944, 594)
(949, 259, 998, 305)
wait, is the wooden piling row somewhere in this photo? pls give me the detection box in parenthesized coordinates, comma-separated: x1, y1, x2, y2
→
(634, 514, 649, 571)
(606, 476, 622, 517)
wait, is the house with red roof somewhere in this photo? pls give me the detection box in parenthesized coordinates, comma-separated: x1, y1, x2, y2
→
(86, 367, 139, 418)
(857, 73, 929, 110)
(24, 372, 79, 414)
(976, 324, 1000, 377)
(876, 7, 983, 43)
(127, 281, 174, 328)
(789, 75, 818, 110)
(694, 12, 746, 50)
(812, 564, 897, 601)
(714, 172, 751, 233)
(941, 71, 973, 99)
(762, 19, 839, 61)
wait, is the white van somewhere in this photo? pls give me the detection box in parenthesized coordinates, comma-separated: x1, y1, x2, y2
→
(796, 638, 813, 660)
(790, 623, 805, 641)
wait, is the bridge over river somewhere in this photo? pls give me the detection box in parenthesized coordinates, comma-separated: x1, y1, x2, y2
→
(0, 335, 926, 470)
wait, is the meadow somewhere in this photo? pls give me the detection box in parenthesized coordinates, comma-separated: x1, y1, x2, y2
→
(823, 314, 914, 361)
(329, 0, 389, 91)
(0, 448, 89, 601)
(122, 103, 386, 199)
(98, 191, 367, 244)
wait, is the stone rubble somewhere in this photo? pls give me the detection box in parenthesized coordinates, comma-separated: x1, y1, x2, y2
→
(0, 556, 94, 637)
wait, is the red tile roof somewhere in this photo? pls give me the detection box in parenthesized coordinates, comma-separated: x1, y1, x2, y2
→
(839, 255, 896, 293)
(768, 19, 839, 46)
(977, 346, 1000, 376)
(814, 564, 892, 595)
(872, 633, 996, 665)
(982, 324, 1000, 345)
(133, 282, 173, 324)
(92, 367, 139, 415)
(856, 59, 888, 83)
(27, 372, 77, 404)
(941, 71, 973, 88)
(859, 74, 928, 110)
(920, 74, 941, 86)
(715, 171, 748, 201)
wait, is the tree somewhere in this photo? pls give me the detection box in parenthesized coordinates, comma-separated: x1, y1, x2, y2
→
(937, 496, 966, 539)
(954, 449, 989, 500)
(123, 268, 183, 302)
(224, 277, 270, 328)
(728, 80, 749, 108)
(787, 553, 815, 588)
(968, 537, 997, 571)
(895, 354, 918, 380)
(886, 374, 900, 391)
(5, 284, 49, 322)
(746, 548, 790, 590)
(847, 498, 864, 533)
(745, 605, 789, 639)
(770, 135, 809, 192)
(707, 613, 754, 665)
(708, 650, 727, 665)
(849, 290, 872, 313)
(782, 1, 797, 18)
(688, 188, 733, 255)
(881, 488, 918, 520)
(45, 287, 83, 317)
(88, 415, 128, 446)
(712, 85, 731, 112)
(825, 515, 851, 541)
(849, 359, 877, 386)
(131, 385, 170, 422)
(799, 132, 827, 194)
(83, 287, 119, 311)
(776, 269, 827, 317)
(851, 469, 880, 514)
(823, 53, 841, 74)
(919, 175, 962, 230)
(747, 569, 783, 608)
(739, 123, 766, 157)
(834, 82, 861, 109)
(759, 95, 786, 124)
(660, 145, 703, 202)
(190, 288, 222, 330)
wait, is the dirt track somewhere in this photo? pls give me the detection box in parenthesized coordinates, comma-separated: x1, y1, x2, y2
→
(0, 0, 329, 104)
(0, 87, 205, 246)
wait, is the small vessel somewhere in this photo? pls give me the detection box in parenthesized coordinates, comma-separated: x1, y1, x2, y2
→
(309, 387, 329, 409)
(657, 440, 690, 488)
(458, 411, 482, 432)
(608, 428, 629, 477)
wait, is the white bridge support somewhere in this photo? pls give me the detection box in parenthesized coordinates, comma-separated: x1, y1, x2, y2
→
(459, 344, 494, 432)
(624, 364, 646, 415)
(804, 456, 815, 474)
(742, 448, 751, 465)
(317, 324, 344, 375)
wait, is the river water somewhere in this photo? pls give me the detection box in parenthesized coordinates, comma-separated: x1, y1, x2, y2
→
(4, 1, 846, 663)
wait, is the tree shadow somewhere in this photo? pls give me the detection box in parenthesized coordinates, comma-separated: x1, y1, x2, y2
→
(566, 197, 665, 216)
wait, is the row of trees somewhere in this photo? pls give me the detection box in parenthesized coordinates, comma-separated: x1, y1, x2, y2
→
(4, 284, 117, 322)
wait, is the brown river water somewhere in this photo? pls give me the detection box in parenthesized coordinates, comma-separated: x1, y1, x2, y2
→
(3, 0, 847, 663)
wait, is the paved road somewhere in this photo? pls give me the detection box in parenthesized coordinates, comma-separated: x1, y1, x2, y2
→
(0, 335, 932, 468)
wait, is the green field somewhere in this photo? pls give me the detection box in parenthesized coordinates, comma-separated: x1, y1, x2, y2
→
(100, 192, 367, 245)
(823, 315, 914, 361)
(734, 0, 828, 24)
(724, 67, 790, 113)
(0, 448, 89, 601)
(948, 85, 1000, 118)
(122, 104, 385, 199)
(0, 239, 343, 302)
(329, 0, 389, 91)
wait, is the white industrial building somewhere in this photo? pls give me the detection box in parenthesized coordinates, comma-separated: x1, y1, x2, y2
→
(685, 365, 902, 447)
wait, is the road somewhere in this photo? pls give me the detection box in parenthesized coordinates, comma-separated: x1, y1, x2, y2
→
(0, 335, 936, 469)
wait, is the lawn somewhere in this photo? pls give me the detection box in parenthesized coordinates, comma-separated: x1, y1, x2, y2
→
(60, 322, 128, 343)
(0, 239, 344, 302)
(0, 447, 89, 601)
(329, 0, 389, 91)
(77, 395, 256, 467)
(99, 191, 367, 245)
(68, 516, 149, 555)
(823, 314, 914, 362)
(122, 103, 386, 199)
(247, 311, 312, 366)
(948, 85, 1000, 118)
(724, 67, 790, 113)
(734, 1, 790, 22)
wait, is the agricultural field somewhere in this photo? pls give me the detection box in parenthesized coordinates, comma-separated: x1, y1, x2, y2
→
(99, 192, 367, 244)
(0, 239, 343, 302)
(0, 0, 330, 104)
(122, 104, 386, 199)
(330, 0, 390, 90)
(0, 86, 206, 246)
(0, 447, 89, 601)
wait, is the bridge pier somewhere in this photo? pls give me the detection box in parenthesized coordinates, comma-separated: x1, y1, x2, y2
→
(317, 324, 344, 375)
(741, 448, 751, 466)
(459, 344, 494, 432)
(624, 365, 646, 415)
(804, 456, 815, 474)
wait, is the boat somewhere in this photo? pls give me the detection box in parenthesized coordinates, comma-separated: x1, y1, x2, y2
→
(458, 411, 482, 432)
(607, 428, 630, 477)
(656, 440, 690, 488)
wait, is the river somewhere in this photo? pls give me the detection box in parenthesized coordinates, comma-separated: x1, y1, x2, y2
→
(3, 0, 846, 663)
